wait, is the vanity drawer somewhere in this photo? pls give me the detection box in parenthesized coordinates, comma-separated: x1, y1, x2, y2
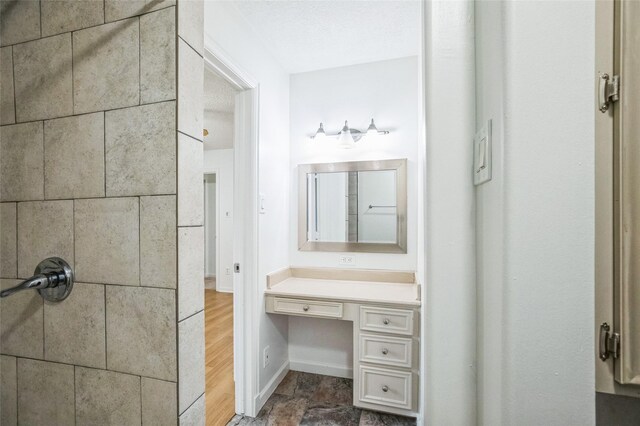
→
(272, 297, 343, 318)
(360, 306, 414, 335)
(358, 365, 413, 410)
(359, 333, 413, 368)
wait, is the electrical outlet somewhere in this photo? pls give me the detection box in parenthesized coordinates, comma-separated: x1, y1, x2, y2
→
(263, 346, 270, 368)
(339, 255, 355, 266)
(225, 267, 231, 275)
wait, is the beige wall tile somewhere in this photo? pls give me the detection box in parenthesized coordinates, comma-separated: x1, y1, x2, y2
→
(178, 0, 203, 56)
(44, 112, 105, 199)
(106, 0, 176, 22)
(179, 393, 204, 425)
(0, 122, 44, 202)
(141, 195, 176, 288)
(178, 133, 204, 226)
(41, 0, 104, 37)
(0, 0, 40, 46)
(141, 7, 176, 104)
(17, 359, 74, 425)
(0, 279, 43, 358)
(106, 286, 177, 381)
(75, 367, 141, 425)
(13, 34, 73, 122)
(0, 47, 15, 125)
(73, 18, 139, 114)
(44, 283, 105, 368)
(74, 197, 139, 286)
(17, 200, 73, 279)
(1, 355, 17, 426)
(142, 378, 177, 426)
(178, 226, 204, 320)
(0, 203, 17, 278)
(178, 39, 203, 140)
(105, 101, 176, 196)
(178, 311, 204, 412)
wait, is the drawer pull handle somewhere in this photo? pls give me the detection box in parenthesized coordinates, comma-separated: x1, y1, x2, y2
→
(382, 385, 389, 393)
(383, 318, 390, 325)
(302, 305, 310, 312)
(381, 348, 389, 355)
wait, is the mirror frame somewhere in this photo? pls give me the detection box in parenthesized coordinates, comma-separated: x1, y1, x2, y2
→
(298, 158, 407, 253)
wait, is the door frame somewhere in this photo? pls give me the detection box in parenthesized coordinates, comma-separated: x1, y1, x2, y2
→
(203, 41, 261, 416)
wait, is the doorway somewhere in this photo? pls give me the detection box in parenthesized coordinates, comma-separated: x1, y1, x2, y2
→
(203, 65, 238, 425)
(202, 45, 260, 422)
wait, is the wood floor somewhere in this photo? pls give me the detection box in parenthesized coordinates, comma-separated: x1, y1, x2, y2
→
(205, 288, 236, 426)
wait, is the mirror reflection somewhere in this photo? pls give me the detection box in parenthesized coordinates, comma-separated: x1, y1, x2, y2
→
(307, 170, 397, 243)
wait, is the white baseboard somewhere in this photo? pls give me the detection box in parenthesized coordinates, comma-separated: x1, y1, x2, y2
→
(216, 286, 233, 293)
(255, 360, 289, 413)
(289, 360, 353, 379)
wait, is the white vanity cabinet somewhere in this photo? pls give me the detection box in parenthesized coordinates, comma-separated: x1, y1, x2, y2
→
(265, 268, 421, 418)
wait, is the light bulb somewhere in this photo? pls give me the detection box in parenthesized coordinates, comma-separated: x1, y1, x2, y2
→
(314, 122, 327, 142)
(366, 119, 378, 136)
(338, 121, 354, 149)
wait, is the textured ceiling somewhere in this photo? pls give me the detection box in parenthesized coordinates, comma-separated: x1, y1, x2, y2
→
(231, 0, 421, 73)
(204, 67, 237, 113)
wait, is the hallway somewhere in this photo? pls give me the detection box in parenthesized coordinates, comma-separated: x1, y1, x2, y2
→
(205, 288, 235, 425)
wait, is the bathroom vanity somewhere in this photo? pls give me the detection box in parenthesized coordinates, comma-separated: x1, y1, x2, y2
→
(265, 267, 420, 417)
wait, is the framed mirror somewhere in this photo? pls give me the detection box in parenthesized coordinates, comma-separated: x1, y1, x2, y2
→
(298, 159, 407, 253)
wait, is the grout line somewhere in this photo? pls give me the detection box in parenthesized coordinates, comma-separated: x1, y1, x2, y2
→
(0, 5, 177, 49)
(39, 0, 42, 38)
(0, 193, 178, 204)
(41, 121, 45, 199)
(73, 366, 77, 425)
(139, 376, 143, 426)
(177, 308, 203, 324)
(178, 35, 202, 60)
(11, 46, 17, 122)
(14, 202, 17, 279)
(71, 30, 75, 116)
(179, 391, 205, 417)
(177, 225, 203, 229)
(138, 17, 141, 105)
(103, 111, 107, 196)
(2, 98, 176, 128)
(138, 196, 141, 286)
(103, 284, 107, 369)
(0, 354, 175, 384)
(177, 130, 203, 144)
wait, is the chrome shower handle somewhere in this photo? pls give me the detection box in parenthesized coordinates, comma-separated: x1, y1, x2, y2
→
(0, 257, 74, 302)
(0, 273, 52, 298)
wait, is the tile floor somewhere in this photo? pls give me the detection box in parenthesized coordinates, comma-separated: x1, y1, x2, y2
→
(227, 371, 417, 426)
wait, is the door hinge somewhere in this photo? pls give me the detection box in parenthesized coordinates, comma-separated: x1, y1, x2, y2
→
(599, 73, 620, 113)
(599, 322, 620, 361)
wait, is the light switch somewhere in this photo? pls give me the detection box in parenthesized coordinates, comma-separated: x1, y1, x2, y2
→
(474, 119, 492, 185)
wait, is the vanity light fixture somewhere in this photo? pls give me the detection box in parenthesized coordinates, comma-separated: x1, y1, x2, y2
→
(310, 119, 390, 149)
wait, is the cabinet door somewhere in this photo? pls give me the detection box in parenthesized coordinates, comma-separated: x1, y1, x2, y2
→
(617, 0, 640, 385)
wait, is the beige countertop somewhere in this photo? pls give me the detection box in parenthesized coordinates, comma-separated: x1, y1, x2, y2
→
(265, 276, 421, 307)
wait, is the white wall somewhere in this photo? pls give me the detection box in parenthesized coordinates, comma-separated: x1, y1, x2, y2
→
(204, 175, 217, 278)
(204, 0, 291, 404)
(204, 149, 234, 292)
(204, 110, 234, 150)
(475, 1, 595, 424)
(423, 2, 477, 424)
(289, 56, 420, 270)
(287, 57, 420, 378)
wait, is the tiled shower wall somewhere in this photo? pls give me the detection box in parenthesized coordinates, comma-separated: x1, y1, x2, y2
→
(0, 0, 204, 424)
